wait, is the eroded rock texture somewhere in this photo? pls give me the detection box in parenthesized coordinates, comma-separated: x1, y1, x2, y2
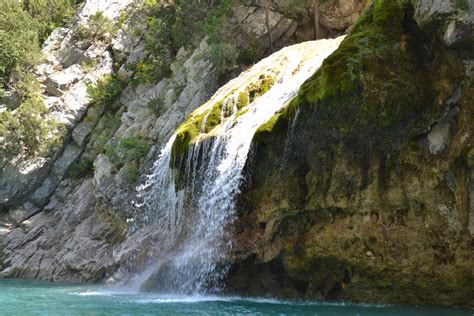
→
(227, 0, 474, 307)
(0, 0, 366, 284)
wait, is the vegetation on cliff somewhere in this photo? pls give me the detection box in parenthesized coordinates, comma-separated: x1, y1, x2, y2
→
(0, 0, 82, 162)
(130, 0, 235, 85)
(256, 0, 461, 154)
(0, 0, 81, 89)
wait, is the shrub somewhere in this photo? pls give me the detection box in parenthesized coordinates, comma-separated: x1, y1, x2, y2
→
(0, 1, 42, 88)
(92, 112, 122, 144)
(105, 134, 150, 182)
(124, 162, 140, 182)
(87, 75, 125, 108)
(200, 0, 235, 74)
(208, 42, 238, 75)
(132, 0, 234, 85)
(12, 73, 41, 100)
(118, 135, 150, 161)
(0, 97, 61, 161)
(76, 11, 116, 42)
(66, 158, 94, 178)
(146, 97, 165, 116)
(455, 0, 469, 11)
(23, 0, 82, 42)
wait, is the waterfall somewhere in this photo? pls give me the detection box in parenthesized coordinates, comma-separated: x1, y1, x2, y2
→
(133, 37, 345, 294)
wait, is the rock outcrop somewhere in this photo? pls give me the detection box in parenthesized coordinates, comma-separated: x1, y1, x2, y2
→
(226, 0, 474, 307)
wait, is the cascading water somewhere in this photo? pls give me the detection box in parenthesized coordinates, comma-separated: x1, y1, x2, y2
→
(133, 37, 345, 294)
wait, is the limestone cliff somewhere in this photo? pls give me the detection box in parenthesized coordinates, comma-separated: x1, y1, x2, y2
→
(0, 0, 366, 283)
(0, 0, 471, 308)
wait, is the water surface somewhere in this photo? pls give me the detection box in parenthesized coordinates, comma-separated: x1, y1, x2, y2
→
(0, 279, 471, 315)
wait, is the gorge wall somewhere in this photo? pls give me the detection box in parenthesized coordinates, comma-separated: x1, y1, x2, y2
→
(226, 0, 474, 307)
(0, 0, 368, 283)
(0, 0, 472, 308)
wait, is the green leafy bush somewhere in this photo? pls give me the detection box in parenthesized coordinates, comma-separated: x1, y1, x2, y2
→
(455, 0, 470, 11)
(146, 97, 165, 116)
(132, 0, 234, 85)
(67, 158, 94, 178)
(76, 11, 116, 42)
(202, 0, 236, 73)
(105, 134, 150, 182)
(0, 1, 42, 88)
(0, 0, 83, 164)
(124, 162, 140, 182)
(12, 73, 42, 100)
(0, 97, 60, 161)
(87, 75, 126, 108)
(117, 135, 150, 161)
(23, 0, 82, 42)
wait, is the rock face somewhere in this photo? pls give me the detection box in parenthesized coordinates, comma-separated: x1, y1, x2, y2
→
(253, 0, 369, 40)
(226, 0, 474, 307)
(0, 0, 365, 284)
(0, 179, 120, 281)
(1, 0, 471, 308)
(0, 0, 128, 209)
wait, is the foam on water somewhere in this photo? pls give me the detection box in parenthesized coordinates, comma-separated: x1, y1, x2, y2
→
(68, 289, 389, 308)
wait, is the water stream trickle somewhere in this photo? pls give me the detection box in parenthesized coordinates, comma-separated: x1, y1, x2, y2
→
(133, 37, 345, 294)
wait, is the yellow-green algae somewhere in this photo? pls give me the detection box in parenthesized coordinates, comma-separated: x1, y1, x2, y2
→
(171, 75, 276, 162)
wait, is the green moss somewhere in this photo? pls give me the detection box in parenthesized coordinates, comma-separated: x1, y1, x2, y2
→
(255, 112, 283, 135)
(255, 0, 461, 154)
(171, 102, 223, 161)
(204, 102, 223, 132)
(237, 91, 249, 109)
(248, 75, 276, 103)
(171, 73, 278, 162)
(233, 108, 250, 122)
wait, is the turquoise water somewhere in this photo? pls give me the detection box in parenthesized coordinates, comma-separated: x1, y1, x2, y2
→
(0, 279, 471, 315)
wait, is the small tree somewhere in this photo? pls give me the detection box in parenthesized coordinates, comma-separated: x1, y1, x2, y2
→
(76, 11, 115, 42)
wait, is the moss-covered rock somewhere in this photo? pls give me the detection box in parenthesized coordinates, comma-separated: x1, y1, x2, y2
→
(170, 74, 276, 164)
(228, 0, 474, 307)
(256, 0, 461, 154)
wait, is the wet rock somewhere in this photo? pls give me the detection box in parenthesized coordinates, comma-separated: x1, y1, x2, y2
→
(226, 1, 474, 307)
